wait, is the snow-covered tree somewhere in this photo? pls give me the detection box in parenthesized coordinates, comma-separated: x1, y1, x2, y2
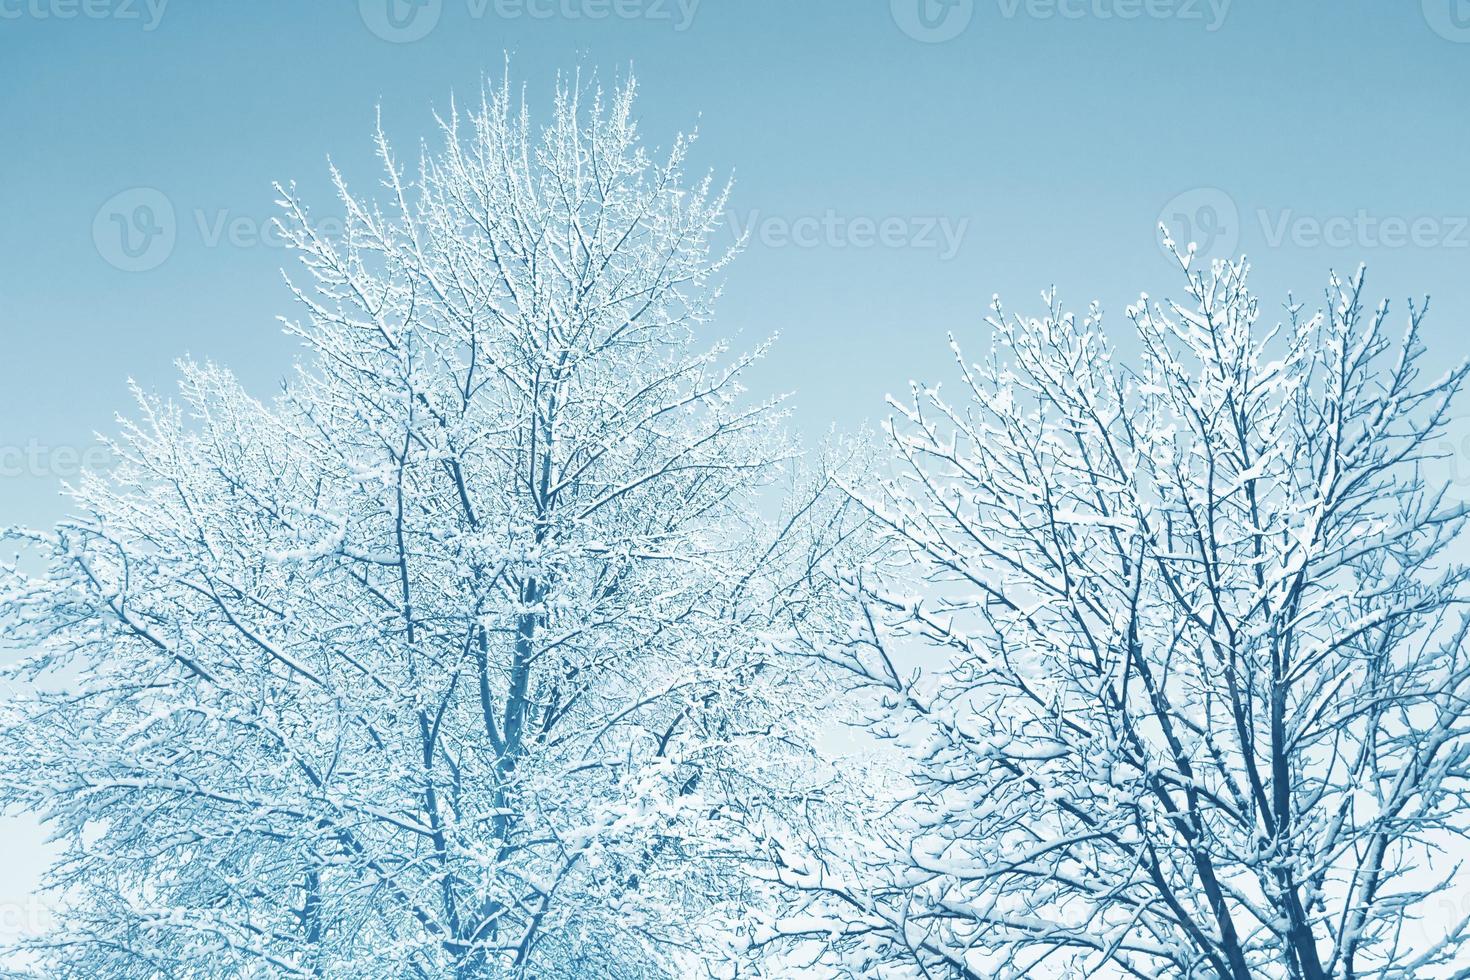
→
(0, 73, 825, 979)
(761, 254, 1470, 978)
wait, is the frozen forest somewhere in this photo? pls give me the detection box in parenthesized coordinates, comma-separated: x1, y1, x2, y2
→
(3, 74, 1470, 980)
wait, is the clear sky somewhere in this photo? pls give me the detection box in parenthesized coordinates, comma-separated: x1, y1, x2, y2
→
(2, 0, 1470, 932)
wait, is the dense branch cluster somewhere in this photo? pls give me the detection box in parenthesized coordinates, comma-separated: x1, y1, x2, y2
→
(0, 75, 830, 979)
(2, 76, 1468, 980)
(759, 260, 1470, 979)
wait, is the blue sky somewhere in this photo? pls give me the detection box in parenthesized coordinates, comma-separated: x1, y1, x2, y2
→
(2, 0, 1470, 936)
(4, 2, 1470, 531)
